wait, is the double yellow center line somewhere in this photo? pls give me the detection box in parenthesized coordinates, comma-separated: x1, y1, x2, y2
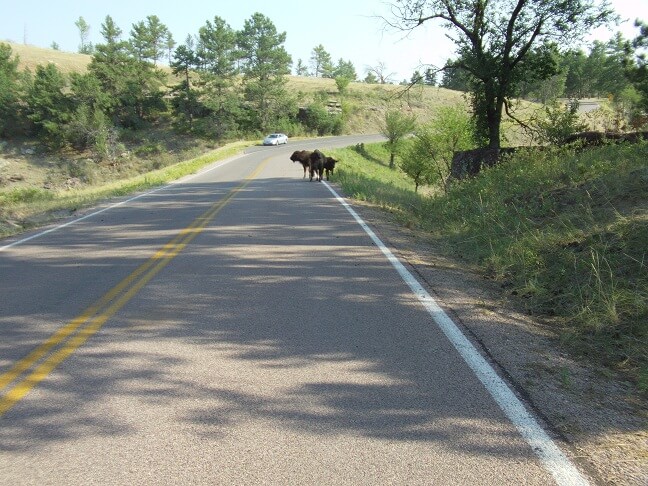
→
(0, 159, 268, 417)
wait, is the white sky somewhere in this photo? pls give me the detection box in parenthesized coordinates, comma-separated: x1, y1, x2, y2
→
(1, 0, 647, 82)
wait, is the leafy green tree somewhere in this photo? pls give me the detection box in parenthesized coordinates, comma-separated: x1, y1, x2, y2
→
(380, 110, 417, 169)
(597, 33, 633, 100)
(440, 63, 471, 91)
(532, 100, 588, 145)
(25, 63, 72, 148)
(389, 0, 615, 148)
(423, 68, 436, 86)
(402, 106, 474, 192)
(301, 102, 341, 135)
(237, 13, 293, 132)
(562, 49, 588, 99)
(518, 45, 566, 103)
(0, 43, 23, 136)
(411, 70, 423, 85)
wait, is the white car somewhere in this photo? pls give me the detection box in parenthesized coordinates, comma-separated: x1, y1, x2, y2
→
(262, 133, 288, 146)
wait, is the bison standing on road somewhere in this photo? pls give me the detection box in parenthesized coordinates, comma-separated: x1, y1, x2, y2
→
(308, 150, 326, 182)
(289, 150, 313, 179)
(323, 156, 338, 181)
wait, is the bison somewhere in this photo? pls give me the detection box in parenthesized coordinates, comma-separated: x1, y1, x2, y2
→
(308, 149, 326, 182)
(323, 156, 338, 181)
(289, 150, 313, 179)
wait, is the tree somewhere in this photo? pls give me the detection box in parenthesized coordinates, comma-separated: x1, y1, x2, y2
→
(25, 63, 72, 148)
(423, 68, 436, 86)
(440, 62, 471, 91)
(388, 0, 615, 148)
(411, 70, 424, 85)
(364, 71, 378, 84)
(170, 43, 200, 130)
(365, 62, 396, 84)
(165, 31, 176, 64)
(0, 43, 23, 136)
(90, 16, 166, 127)
(295, 59, 309, 76)
(402, 106, 475, 192)
(334, 76, 351, 95)
(334, 59, 357, 81)
(562, 49, 588, 99)
(75, 16, 93, 55)
(237, 13, 293, 132)
(597, 33, 633, 100)
(625, 19, 648, 114)
(310, 45, 333, 77)
(195, 16, 240, 138)
(130, 15, 169, 65)
(379, 109, 417, 169)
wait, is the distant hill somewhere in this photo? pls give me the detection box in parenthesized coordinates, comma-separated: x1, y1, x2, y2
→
(5, 41, 92, 73)
(2, 41, 472, 135)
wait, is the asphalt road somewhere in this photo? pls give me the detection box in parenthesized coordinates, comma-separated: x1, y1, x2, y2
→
(0, 135, 590, 485)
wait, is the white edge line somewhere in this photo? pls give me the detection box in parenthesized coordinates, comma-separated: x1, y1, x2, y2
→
(0, 154, 245, 252)
(323, 181, 590, 486)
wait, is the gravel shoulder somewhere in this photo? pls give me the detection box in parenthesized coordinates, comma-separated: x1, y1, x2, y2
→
(348, 197, 648, 486)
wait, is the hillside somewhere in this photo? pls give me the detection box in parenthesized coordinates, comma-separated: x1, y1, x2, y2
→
(6, 42, 92, 74)
(3, 41, 470, 133)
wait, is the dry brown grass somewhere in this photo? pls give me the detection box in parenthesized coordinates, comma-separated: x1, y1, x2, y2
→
(5, 42, 92, 73)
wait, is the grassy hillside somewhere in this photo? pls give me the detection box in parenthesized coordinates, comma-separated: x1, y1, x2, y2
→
(5, 42, 92, 73)
(3, 42, 469, 133)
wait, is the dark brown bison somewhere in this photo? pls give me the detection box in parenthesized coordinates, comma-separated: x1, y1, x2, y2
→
(308, 149, 326, 182)
(289, 150, 313, 178)
(323, 156, 338, 180)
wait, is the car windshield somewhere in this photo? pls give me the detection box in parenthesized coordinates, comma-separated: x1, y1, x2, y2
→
(269, 134, 279, 138)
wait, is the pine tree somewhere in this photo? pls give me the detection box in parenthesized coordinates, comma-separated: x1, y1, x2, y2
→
(237, 13, 293, 132)
(0, 43, 22, 136)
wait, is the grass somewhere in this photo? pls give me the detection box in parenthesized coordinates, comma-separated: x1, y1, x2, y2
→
(328, 141, 648, 393)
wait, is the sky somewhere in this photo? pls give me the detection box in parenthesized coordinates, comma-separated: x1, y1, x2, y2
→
(1, 0, 647, 82)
